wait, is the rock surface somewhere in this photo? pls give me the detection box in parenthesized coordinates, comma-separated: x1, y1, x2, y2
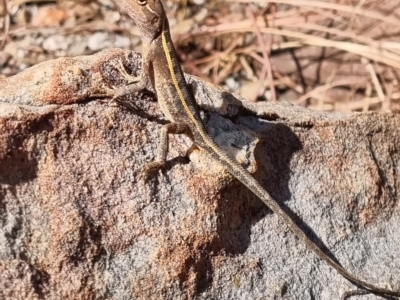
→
(0, 49, 399, 299)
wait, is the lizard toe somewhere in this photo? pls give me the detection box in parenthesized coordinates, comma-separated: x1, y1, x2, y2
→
(138, 161, 164, 182)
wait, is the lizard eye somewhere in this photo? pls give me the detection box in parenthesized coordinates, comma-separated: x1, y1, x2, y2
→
(137, 0, 147, 5)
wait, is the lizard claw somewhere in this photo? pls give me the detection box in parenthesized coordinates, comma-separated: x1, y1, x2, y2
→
(116, 59, 140, 84)
(103, 59, 144, 105)
(138, 161, 164, 182)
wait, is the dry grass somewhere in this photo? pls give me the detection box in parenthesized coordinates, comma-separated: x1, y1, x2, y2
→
(174, 0, 400, 112)
(1, 0, 400, 112)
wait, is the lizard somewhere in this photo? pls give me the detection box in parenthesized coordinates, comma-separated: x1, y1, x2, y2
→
(112, 0, 400, 297)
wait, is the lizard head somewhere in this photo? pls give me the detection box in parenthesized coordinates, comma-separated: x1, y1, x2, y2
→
(118, 0, 166, 42)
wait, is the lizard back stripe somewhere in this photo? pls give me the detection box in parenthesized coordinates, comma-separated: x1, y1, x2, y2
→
(161, 31, 211, 144)
(160, 30, 251, 177)
(159, 23, 400, 297)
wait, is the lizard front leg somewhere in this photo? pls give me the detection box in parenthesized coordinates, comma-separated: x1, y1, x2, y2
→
(109, 51, 153, 102)
(140, 122, 194, 181)
(111, 65, 148, 101)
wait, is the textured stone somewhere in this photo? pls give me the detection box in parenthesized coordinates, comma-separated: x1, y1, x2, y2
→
(0, 49, 399, 299)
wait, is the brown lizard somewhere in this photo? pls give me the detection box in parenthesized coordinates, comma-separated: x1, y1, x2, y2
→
(112, 0, 400, 297)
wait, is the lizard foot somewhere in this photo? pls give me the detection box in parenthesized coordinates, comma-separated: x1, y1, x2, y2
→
(116, 59, 140, 84)
(107, 59, 148, 103)
(138, 161, 164, 182)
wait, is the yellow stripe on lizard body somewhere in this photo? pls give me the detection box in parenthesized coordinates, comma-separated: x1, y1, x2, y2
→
(161, 31, 244, 170)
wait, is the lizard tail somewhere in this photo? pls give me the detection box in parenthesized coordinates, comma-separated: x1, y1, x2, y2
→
(201, 144, 400, 297)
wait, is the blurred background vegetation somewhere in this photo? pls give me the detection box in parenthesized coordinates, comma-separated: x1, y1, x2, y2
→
(1, 0, 400, 112)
